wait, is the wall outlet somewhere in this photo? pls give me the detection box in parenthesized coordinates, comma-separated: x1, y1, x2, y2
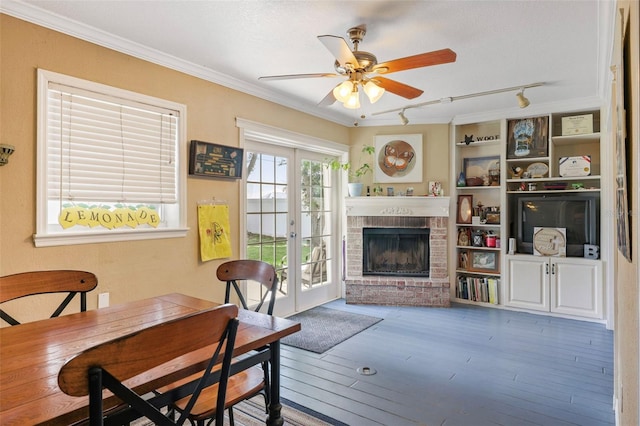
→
(98, 292, 110, 308)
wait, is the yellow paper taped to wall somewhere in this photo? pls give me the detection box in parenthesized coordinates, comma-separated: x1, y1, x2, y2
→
(198, 204, 232, 261)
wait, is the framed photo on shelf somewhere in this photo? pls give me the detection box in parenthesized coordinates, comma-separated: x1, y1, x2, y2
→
(457, 228, 471, 246)
(457, 195, 473, 224)
(468, 250, 499, 273)
(458, 251, 469, 270)
(506, 116, 549, 159)
(463, 156, 500, 186)
(189, 140, 244, 179)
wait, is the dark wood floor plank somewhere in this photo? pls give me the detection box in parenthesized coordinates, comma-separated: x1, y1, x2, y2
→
(281, 300, 614, 425)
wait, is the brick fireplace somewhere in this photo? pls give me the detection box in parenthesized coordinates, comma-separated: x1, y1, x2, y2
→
(344, 197, 450, 307)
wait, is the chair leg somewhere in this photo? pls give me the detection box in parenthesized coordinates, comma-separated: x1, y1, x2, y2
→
(228, 407, 235, 426)
(262, 361, 271, 411)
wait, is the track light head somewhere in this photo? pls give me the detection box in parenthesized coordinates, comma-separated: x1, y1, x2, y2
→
(516, 89, 530, 108)
(399, 109, 409, 125)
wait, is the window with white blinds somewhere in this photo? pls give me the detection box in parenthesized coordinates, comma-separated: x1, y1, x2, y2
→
(35, 69, 188, 247)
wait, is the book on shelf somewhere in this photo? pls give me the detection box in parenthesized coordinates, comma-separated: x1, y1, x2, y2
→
(456, 275, 499, 305)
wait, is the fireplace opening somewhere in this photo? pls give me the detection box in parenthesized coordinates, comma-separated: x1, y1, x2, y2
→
(362, 227, 430, 277)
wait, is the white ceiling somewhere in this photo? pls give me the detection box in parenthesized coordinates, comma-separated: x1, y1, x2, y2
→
(3, 0, 614, 127)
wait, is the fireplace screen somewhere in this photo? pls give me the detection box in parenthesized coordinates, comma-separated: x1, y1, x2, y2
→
(362, 227, 430, 277)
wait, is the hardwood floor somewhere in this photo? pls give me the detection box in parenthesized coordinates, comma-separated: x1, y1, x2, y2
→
(280, 300, 614, 426)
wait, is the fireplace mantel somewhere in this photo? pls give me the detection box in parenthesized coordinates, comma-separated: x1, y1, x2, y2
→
(345, 196, 449, 217)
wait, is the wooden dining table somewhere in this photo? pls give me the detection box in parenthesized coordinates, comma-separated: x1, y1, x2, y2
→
(0, 293, 301, 426)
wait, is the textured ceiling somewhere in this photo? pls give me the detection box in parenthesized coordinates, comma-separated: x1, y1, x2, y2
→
(3, 0, 614, 127)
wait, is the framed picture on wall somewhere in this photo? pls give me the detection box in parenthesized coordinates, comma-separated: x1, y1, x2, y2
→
(189, 140, 244, 179)
(373, 134, 423, 183)
(506, 116, 549, 159)
(614, 9, 632, 261)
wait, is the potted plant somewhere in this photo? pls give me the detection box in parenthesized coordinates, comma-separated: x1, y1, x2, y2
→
(325, 144, 375, 196)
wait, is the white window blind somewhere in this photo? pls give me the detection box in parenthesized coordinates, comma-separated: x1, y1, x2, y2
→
(35, 69, 188, 247)
(47, 83, 178, 203)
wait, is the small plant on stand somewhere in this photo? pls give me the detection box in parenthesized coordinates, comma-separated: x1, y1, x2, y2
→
(325, 144, 375, 196)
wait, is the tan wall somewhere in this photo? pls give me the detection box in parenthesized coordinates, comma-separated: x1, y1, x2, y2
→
(614, 1, 640, 424)
(347, 125, 450, 196)
(0, 15, 351, 321)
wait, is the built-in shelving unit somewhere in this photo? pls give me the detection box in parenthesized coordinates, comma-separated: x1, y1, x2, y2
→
(450, 120, 504, 306)
(450, 109, 605, 321)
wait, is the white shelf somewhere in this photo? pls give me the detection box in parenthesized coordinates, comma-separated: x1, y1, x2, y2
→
(506, 175, 601, 183)
(551, 132, 600, 145)
(455, 269, 500, 277)
(456, 245, 501, 251)
(506, 189, 601, 194)
(455, 139, 503, 147)
(456, 185, 501, 190)
(506, 156, 548, 163)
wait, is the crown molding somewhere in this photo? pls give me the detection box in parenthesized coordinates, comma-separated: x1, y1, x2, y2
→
(0, 0, 354, 127)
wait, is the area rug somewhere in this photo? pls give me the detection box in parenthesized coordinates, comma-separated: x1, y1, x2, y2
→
(132, 395, 345, 425)
(282, 306, 382, 354)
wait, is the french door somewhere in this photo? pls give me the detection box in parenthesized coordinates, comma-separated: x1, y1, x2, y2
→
(243, 142, 341, 317)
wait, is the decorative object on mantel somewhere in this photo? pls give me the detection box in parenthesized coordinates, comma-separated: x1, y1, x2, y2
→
(325, 144, 374, 197)
(0, 144, 15, 166)
(374, 134, 422, 183)
(428, 181, 443, 196)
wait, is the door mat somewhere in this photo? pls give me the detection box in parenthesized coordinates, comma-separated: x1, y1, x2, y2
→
(282, 306, 382, 354)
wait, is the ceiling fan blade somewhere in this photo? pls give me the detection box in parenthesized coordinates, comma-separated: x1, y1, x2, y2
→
(259, 73, 338, 81)
(318, 35, 359, 69)
(318, 90, 337, 106)
(372, 76, 424, 99)
(373, 48, 457, 74)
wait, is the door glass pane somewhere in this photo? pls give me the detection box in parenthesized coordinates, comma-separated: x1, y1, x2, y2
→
(300, 158, 331, 289)
(246, 152, 288, 302)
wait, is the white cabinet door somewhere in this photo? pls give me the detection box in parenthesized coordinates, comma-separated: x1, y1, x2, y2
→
(505, 255, 549, 311)
(551, 258, 603, 318)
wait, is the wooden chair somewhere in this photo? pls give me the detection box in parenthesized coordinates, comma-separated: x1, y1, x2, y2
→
(58, 304, 239, 426)
(163, 260, 278, 426)
(301, 244, 327, 287)
(0, 270, 98, 326)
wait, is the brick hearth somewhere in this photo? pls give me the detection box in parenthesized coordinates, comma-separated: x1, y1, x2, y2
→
(343, 197, 450, 307)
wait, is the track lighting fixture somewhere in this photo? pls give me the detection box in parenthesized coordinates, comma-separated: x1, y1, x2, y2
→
(399, 109, 409, 125)
(372, 82, 544, 117)
(515, 89, 530, 108)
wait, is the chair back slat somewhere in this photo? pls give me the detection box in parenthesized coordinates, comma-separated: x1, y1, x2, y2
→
(217, 260, 277, 314)
(0, 270, 98, 325)
(0, 270, 98, 303)
(58, 303, 238, 397)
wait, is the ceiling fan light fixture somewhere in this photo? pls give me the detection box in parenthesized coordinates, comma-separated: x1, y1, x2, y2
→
(516, 89, 530, 108)
(333, 80, 354, 103)
(363, 80, 385, 104)
(343, 86, 361, 109)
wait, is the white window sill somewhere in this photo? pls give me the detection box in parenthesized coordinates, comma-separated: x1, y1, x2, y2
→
(33, 228, 189, 247)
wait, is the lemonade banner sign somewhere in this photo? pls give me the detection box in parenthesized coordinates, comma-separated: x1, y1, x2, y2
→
(58, 204, 160, 230)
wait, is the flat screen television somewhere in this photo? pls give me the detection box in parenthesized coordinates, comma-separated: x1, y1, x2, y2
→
(511, 193, 599, 257)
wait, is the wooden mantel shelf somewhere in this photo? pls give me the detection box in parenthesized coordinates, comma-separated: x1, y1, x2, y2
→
(344, 196, 450, 217)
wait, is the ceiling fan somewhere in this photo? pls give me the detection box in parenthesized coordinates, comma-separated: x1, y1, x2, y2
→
(259, 25, 457, 109)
